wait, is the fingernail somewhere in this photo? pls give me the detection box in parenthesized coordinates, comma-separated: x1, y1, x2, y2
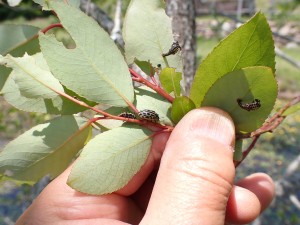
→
(189, 108, 235, 148)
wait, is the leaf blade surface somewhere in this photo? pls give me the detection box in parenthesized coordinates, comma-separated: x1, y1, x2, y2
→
(40, 2, 134, 106)
(0, 116, 91, 183)
(68, 125, 153, 195)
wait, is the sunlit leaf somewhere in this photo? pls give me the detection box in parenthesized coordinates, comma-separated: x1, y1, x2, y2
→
(159, 67, 182, 97)
(0, 116, 91, 183)
(0, 53, 63, 99)
(0, 24, 40, 55)
(0, 24, 40, 92)
(171, 96, 195, 124)
(68, 125, 153, 195)
(33, 0, 80, 10)
(201, 66, 278, 133)
(7, 0, 22, 7)
(40, 1, 134, 107)
(190, 12, 275, 107)
(0, 53, 93, 114)
(123, 0, 183, 72)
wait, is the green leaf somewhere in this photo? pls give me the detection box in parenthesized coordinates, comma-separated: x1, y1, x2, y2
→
(282, 103, 300, 116)
(33, 0, 80, 10)
(135, 87, 173, 125)
(0, 66, 11, 94)
(96, 107, 129, 130)
(123, 0, 183, 72)
(0, 53, 92, 114)
(0, 24, 40, 56)
(39, 1, 134, 107)
(0, 115, 91, 184)
(233, 139, 243, 161)
(0, 24, 40, 93)
(190, 12, 275, 107)
(135, 60, 155, 77)
(67, 125, 153, 195)
(171, 96, 196, 124)
(0, 53, 64, 99)
(201, 66, 278, 133)
(159, 67, 182, 97)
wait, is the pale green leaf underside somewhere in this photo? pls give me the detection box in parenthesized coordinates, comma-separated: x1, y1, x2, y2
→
(123, 0, 183, 72)
(98, 87, 174, 129)
(33, 0, 80, 10)
(0, 116, 91, 183)
(96, 107, 127, 130)
(0, 24, 39, 55)
(201, 66, 278, 133)
(1, 53, 88, 114)
(190, 12, 275, 107)
(0, 53, 63, 99)
(0, 24, 40, 93)
(68, 125, 153, 195)
(135, 87, 173, 125)
(40, 1, 134, 107)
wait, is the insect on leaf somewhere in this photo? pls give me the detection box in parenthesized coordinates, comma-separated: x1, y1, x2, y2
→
(201, 66, 278, 133)
(123, 0, 183, 72)
(190, 12, 275, 107)
(135, 87, 173, 126)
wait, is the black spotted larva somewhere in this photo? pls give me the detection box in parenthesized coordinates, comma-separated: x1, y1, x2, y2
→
(237, 98, 261, 111)
(138, 109, 160, 123)
(162, 41, 181, 57)
(118, 112, 137, 119)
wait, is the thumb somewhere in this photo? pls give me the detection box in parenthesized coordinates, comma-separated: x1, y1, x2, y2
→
(141, 107, 236, 225)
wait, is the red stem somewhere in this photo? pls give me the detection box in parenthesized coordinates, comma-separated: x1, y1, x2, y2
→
(49, 86, 173, 131)
(234, 135, 260, 168)
(41, 23, 63, 34)
(129, 68, 174, 103)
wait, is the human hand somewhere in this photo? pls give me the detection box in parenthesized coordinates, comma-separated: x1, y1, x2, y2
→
(16, 108, 274, 225)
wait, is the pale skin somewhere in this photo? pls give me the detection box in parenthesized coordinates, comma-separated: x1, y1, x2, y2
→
(16, 107, 275, 225)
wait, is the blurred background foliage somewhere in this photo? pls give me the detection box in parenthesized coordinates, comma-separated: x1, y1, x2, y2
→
(0, 0, 300, 224)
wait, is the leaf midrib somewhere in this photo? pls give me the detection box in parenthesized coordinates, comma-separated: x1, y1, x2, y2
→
(231, 20, 259, 71)
(10, 56, 61, 98)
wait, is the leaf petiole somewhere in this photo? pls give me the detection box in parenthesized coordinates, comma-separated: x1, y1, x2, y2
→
(129, 68, 174, 103)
